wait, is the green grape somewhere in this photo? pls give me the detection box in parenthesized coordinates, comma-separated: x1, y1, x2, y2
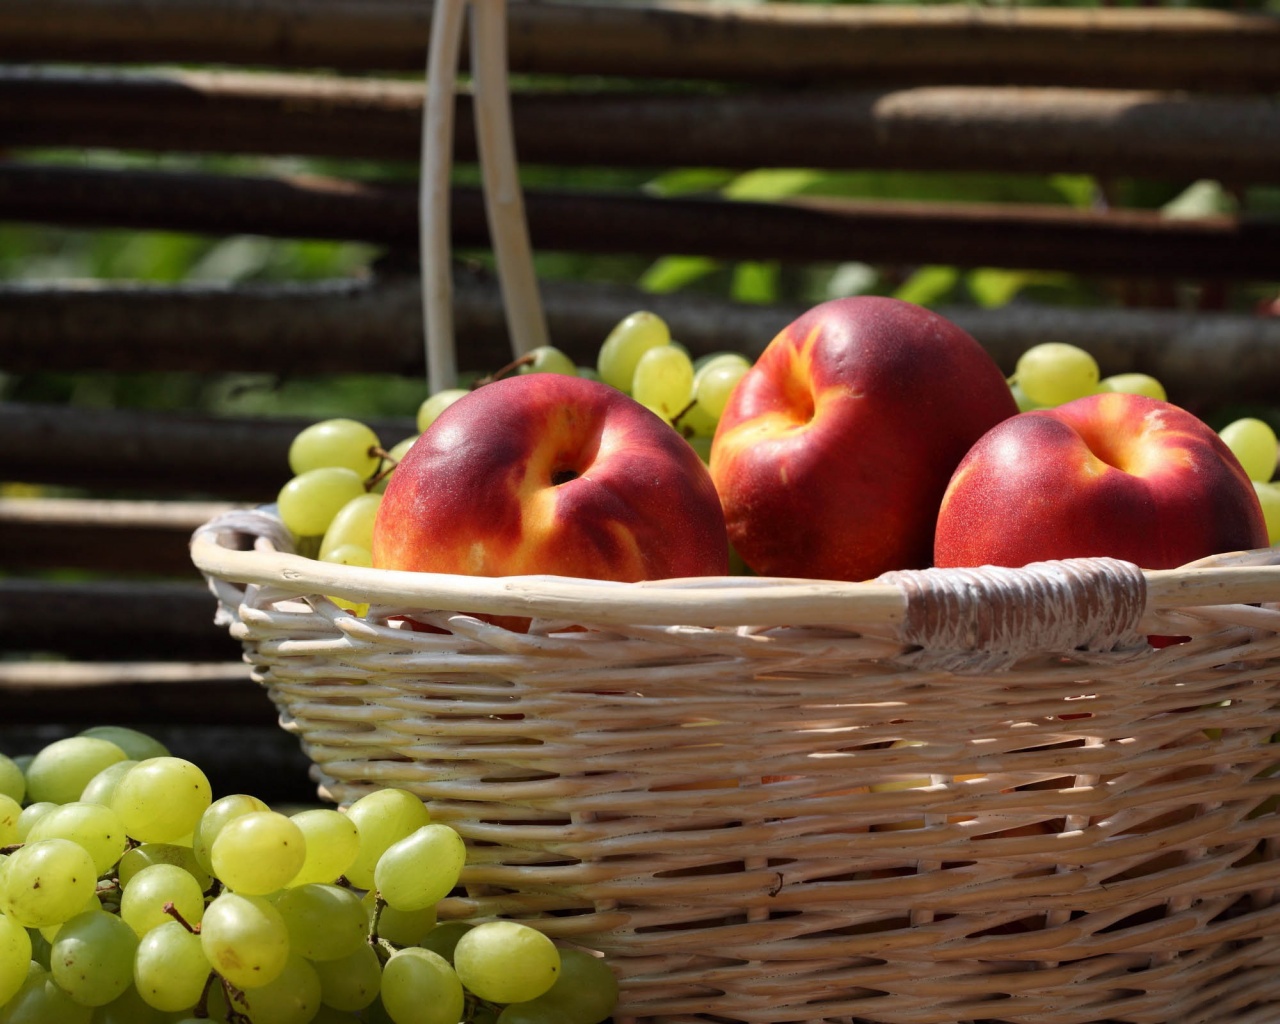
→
(79, 761, 138, 807)
(517, 346, 577, 377)
(211, 810, 307, 896)
(314, 943, 381, 1012)
(49, 909, 138, 1006)
(415, 921, 470, 963)
(40, 890, 101, 942)
(371, 436, 418, 495)
(25, 736, 128, 806)
(308, 1007, 359, 1024)
(378, 947, 464, 1024)
(417, 389, 469, 434)
(319, 492, 383, 561)
(133, 919, 212, 1013)
(269, 884, 367, 961)
(0, 795, 19, 847)
(119, 863, 206, 936)
(366, 893, 436, 947)
(0, 962, 92, 1024)
(110, 757, 212, 845)
(674, 398, 718, 439)
(452, 921, 560, 1004)
(1013, 342, 1100, 407)
(1096, 372, 1167, 402)
(89, 981, 165, 1024)
(1254, 482, 1280, 545)
(0, 912, 32, 1005)
(496, 946, 620, 1024)
(117, 843, 211, 891)
(26, 802, 127, 875)
(277, 467, 368, 540)
(692, 358, 749, 421)
(200, 892, 290, 990)
(15, 803, 56, 842)
(1008, 380, 1041, 413)
(343, 789, 431, 890)
(373, 824, 466, 913)
(0, 755, 25, 804)
(289, 418, 382, 479)
(78, 727, 169, 763)
(575, 366, 600, 382)
(288, 809, 360, 887)
(1, 839, 97, 929)
(596, 311, 670, 392)
(193, 793, 272, 877)
(1220, 417, 1279, 483)
(630, 344, 693, 422)
(235, 953, 322, 1024)
(26, 925, 51, 970)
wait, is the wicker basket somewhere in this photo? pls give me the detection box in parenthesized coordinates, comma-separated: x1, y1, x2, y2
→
(190, 3, 1280, 1018)
(191, 512, 1280, 1024)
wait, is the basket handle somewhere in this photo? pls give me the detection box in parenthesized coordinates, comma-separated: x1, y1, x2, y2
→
(421, 0, 548, 394)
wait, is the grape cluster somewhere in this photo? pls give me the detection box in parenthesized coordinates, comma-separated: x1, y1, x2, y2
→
(0, 728, 618, 1024)
(272, 311, 750, 554)
(1009, 341, 1280, 545)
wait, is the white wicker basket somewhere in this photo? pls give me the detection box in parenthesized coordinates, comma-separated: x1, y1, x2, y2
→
(191, 513, 1280, 1024)
(191, 3, 1280, 1018)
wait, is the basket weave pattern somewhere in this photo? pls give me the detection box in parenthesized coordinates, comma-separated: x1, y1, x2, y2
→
(193, 510, 1280, 1024)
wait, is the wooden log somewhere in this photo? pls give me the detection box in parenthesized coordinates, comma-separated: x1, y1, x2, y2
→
(0, 662, 269, 726)
(7, 68, 1280, 183)
(0, 402, 414, 499)
(3, 275, 1280, 412)
(0, 499, 242, 576)
(5, 164, 1279, 281)
(0, 1, 1277, 91)
(0, 719, 320, 805)
(0, 579, 245, 660)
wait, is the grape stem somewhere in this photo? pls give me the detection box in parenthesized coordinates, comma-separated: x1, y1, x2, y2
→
(0, 843, 20, 855)
(191, 971, 217, 1020)
(164, 900, 201, 934)
(220, 976, 253, 1024)
(366, 446, 401, 491)
(670, 397, 699, 436)
(473, 351, 535, 387)
(367, 892, 387, 944)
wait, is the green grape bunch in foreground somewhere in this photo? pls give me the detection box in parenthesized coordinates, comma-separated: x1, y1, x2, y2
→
(0, 728, 619, 1024)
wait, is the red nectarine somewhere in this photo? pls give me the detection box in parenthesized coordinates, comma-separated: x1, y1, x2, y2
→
(710, 296, 1018, 581)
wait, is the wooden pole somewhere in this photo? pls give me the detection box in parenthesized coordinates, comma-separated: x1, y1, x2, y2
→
(9, 69, 1280, 183)
(4, 164, 1279, 282)
(0, 1, 1277, 91)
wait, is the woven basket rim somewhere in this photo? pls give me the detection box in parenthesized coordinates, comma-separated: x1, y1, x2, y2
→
(190, 511, 1280, 633)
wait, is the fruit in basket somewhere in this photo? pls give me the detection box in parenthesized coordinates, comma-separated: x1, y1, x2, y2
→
(934, 392, 1269, 569)
(709, 296, 1018, 581)
(596, 310, 670, 392)
(372, 373, 730, 583)
(1219, 416, 1278, 483)
(1011, 342, 1099, 407)
(289, 418, 382, 479)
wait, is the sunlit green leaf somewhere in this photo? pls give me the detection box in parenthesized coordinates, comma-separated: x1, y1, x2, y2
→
(723, 169, 825, 201)
(731, 261, 780, 305)
(894, 266, 959, 306)
(639, 255, 719, 293)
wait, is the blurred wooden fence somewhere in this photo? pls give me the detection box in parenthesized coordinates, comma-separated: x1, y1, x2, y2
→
(2, 0, 1279, 784)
